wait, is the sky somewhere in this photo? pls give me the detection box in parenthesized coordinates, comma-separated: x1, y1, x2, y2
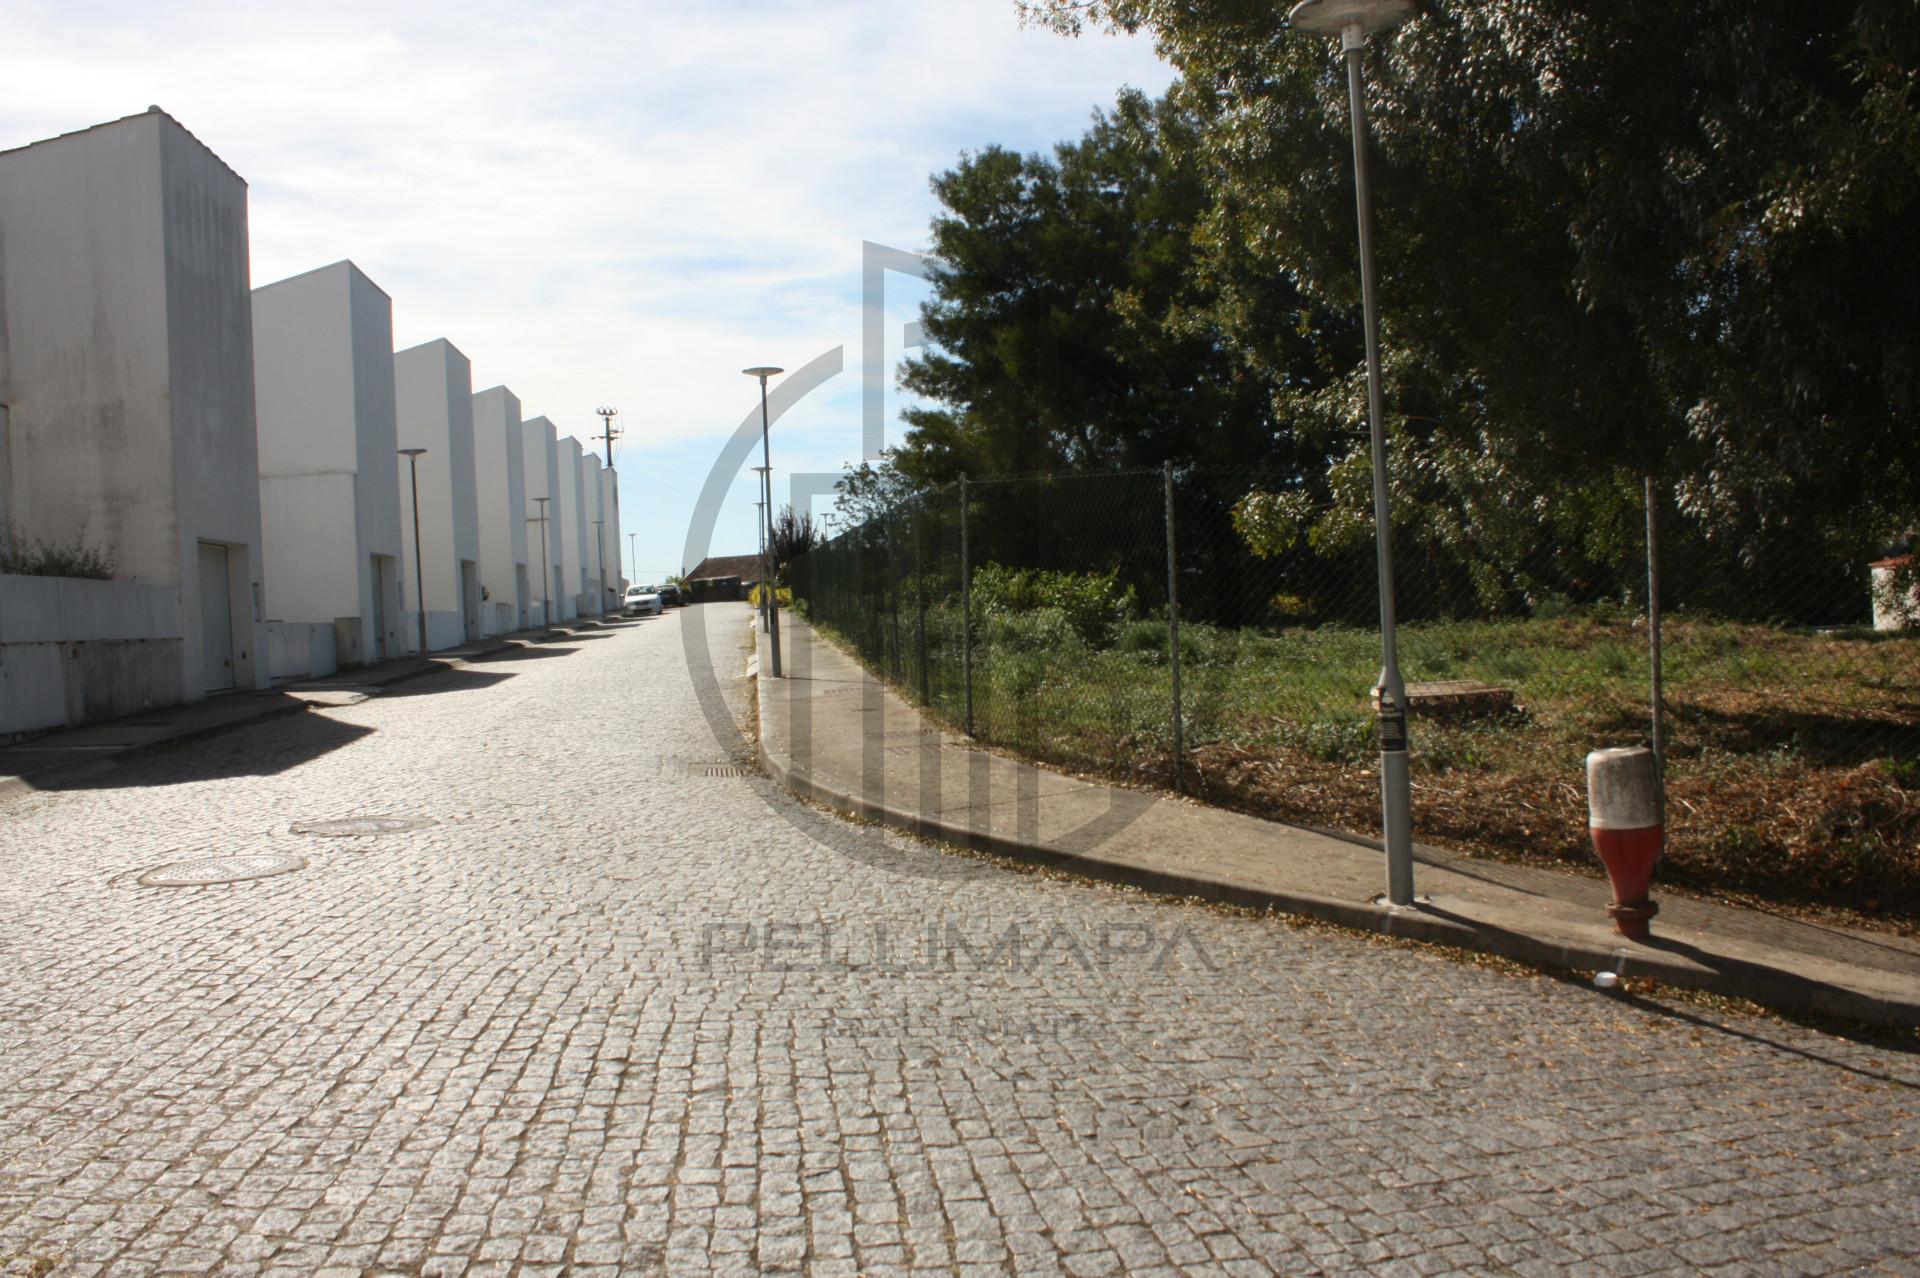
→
(1, 0, 1174, 584)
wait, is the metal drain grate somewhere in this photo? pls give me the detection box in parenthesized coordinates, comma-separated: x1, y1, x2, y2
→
(139, 854, 306, 887)
(290, 816, 435, 837)
(688, 762, 753, 778)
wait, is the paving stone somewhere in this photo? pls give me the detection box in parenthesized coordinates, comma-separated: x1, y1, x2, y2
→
(0, 606, 1912, 1276)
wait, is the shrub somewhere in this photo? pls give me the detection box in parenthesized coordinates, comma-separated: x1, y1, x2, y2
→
(1115, 619, 1170, 655)
(970, 563, 1136, 645)
(1272, 714, 1377, 764)
(0, 525, 115, 579)
(986, 607, 1082, 654)
(748, 583, 794, 609)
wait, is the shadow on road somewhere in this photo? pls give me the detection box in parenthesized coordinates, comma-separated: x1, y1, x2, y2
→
(22, 711, 376, 791)
(377, 667, 517, 698)
(461, 644, 578, 664)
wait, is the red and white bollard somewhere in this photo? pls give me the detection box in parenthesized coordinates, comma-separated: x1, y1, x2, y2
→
(1587, 746, 1663, 940)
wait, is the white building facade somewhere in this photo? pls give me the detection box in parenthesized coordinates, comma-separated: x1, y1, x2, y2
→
(0, 108, 269, 735)
(253, 260, 404, 671)
(580, 452, 606, 616)
(557, 437, 588, 618)
(518, 416, 566, 625)
(599, 466, 623, 593)
(394, 339, 482, 651)
(472, 385, 530, 636)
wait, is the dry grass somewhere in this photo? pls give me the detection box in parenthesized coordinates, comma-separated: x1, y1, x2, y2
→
(811, 607, 1920, 927)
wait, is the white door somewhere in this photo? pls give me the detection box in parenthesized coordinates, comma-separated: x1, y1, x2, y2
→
(198, 541, 235, 691)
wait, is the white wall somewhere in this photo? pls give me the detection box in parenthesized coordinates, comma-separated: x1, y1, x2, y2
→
(600, 465, 621, 596)
(395, 339, 480, 651)
(0, 107, 268, 704)
(557, 436, 587, 618)
(472, 385, 529, 635)
(520, 416, 567, 623)
(580, 452, 606, 616)
(0, 574, 183, 738)
(253, 260, 403, 664)
(264, 621, 338, 682)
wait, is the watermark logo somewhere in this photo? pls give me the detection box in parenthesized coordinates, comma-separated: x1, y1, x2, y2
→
(695, 917, 1218, 974)
(678, 241, 1155, 880)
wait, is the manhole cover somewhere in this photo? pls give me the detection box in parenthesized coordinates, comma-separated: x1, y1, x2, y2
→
(688, 763, 753, 778)
(290, 816, 435, 837)
(139, 854, 306, 887)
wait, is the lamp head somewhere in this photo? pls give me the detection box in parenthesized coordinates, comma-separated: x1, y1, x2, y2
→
(1286, 0, 1415, 37)
(398, 447, 427, 457)
(742, 366, 784, 379)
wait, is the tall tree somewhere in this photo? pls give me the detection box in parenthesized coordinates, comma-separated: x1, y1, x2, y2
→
(770, 505, 818, 569)
(896, 88, 1351, 488)
(1027, 0, 1920, 558)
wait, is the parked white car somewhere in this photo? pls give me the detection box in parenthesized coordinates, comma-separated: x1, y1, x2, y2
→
(624, 584, 662, 616)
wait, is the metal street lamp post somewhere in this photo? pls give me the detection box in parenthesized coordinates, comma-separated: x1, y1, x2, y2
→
(752, 495, 767, 624)
(751, 467, 771, 632)
(743, 364, 785, 678)
(628, 533, 637, 591)
(595, 406, 621, 469)
(529, 496, 551, 631)
(398, 447, 429, 655)
(1288, 0, 1418, 905)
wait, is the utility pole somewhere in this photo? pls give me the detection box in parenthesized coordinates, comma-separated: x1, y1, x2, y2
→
(595, 407, 620, 469)
(743, 367, 784, 677)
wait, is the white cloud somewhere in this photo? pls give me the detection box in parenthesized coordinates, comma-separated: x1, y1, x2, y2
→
(0, 0, 1170, 571)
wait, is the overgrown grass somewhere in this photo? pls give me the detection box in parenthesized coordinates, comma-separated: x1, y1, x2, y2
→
(818, 604, 1920, 925)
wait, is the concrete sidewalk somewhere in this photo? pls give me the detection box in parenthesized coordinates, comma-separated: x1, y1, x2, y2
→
(755, 612, 1920, 1030)
(0, 619, 625, 799)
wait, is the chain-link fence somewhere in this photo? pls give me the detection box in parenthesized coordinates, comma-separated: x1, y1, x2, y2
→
(789, 468, 1920, 917)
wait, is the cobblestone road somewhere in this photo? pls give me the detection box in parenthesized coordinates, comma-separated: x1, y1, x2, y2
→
(1, 603, 1916, 1277)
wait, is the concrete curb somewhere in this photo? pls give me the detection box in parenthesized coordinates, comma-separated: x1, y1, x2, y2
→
(753, 660, 1920, 1031)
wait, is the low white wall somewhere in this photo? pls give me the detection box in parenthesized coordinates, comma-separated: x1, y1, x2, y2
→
(265, 621, 339, 682)
(0, 573, 185, 738)
(396, 609, 465, 653)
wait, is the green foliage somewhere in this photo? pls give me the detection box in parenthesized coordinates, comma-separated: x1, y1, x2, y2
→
(970, 563, 1136, 645)
(894, 89, 1341, 489)
(1008, 1, 1920, 570)
(748, 583, 793, 609)
(1271, 714, 1377, 765)
(0, 526, 115, 580)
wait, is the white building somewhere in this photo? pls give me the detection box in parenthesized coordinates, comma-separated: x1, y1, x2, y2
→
(394, 339, 482, 651)
(599, 465, 623, 595)
(519, 416, 566, 625)
(252, 261, 404, 672)
(580, 451, 607, 616)
(472, 385, 530, 635)
(0, 108, 269, 737)
(557, 437, 589, 617)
